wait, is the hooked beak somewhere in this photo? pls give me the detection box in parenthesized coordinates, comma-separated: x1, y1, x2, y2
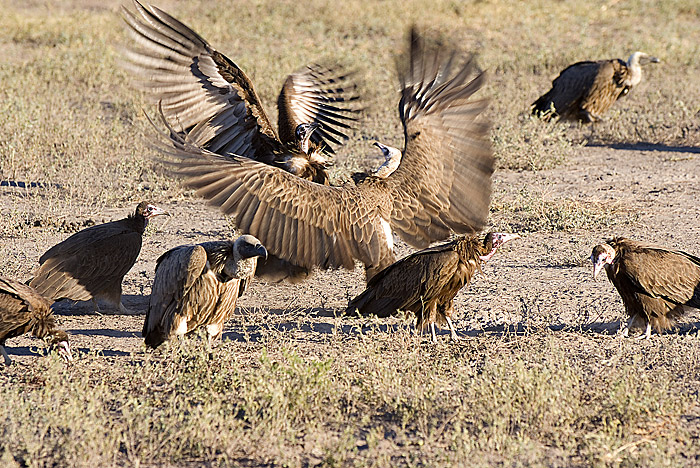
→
(257, 244, 268, 260)
(146, 205, 171, 219)
(593, 259, 605, 279)
(649, 56, 660, 64)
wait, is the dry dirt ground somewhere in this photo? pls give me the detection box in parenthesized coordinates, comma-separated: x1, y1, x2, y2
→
(3, 143, 698, 361)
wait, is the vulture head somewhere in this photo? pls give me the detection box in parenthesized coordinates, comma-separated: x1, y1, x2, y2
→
(479, 232, 521, 262)
(372, 142, 402, 178)
(222, 235, 268, 280)
(295, 123, 322, 155)
(373, 142, 402, 163)
(626, 52, 660, 86)
(590, 243, 616, 279)
(134, 201, 171, 228)
(48, 330, 73, 363)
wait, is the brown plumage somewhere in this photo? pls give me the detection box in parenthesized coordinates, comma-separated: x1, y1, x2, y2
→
(347, 232, 520, 342)
(0, 277, 72, 365)
(121, 0, 360, 184)
(30, 201, 170, 313)
(153, 27, 495, 284)
(591, 237, 700, 339)
(143, 235, 267, 349)
(532, 52, 659, 123)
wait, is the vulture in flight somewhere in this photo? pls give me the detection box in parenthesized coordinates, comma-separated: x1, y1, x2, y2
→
(532, 52, 659, 123)
(347, 232, 520, 342)
(121, 0, 361, 185)
(0, 277, 72, 365)
(591, 237, 700, 339)
(153, 27, 495, 283)
(30, 201, 170, 313)
(143, 235, 267, 349)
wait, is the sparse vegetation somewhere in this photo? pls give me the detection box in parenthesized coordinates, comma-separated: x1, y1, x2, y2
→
(1, 0, 699, 467)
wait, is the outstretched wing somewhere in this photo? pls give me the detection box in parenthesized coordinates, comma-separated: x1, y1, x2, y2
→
(277, 64, 361, 153)
(121, 0, 281, 161)
(384, 28, 494, 248)
(143, 245, 207, 339)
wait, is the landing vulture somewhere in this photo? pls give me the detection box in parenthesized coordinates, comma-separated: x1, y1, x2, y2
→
(30, 201, 170, 313)
(0, 277, 72, 365)
(154, 28, 495, 283)
(121, 0, 361, 185)
(143, 235, 267, 349)
(347, 232, 520, 342)
(591, 237, 700, 339)
(532, 52, 659, 123)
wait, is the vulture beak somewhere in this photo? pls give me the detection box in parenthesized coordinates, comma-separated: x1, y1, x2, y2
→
(592, 256, 605, 279)
(649, 56, 660, 63)
(256, 244, 268, 260)
(56, 341, 73, 363)
(479, 232, 520, 261)
(146, 205, 171, 219)
(373, 141, 391, 160)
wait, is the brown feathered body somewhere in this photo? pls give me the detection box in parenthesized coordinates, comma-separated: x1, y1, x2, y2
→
(155, 28, 494, 284)
(143, 235, 267, 348)
(122, 0, 360, 185)
(532, 52, 658, 123)
(592, 237, 700, 335)
(0, 277, 70, 365)
(30, 202, 168, 311)
(348, 233, 517, 337)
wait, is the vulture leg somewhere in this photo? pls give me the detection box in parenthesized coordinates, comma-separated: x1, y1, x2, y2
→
(119, 302, 135, 315)
(429, 322, 438, 343)
(619, 315, 636, 337)
(637, 320, 652, 340)
(91, 299, 104, 316)
(445, 317, 462, 341)
(1, 343, 11, 366)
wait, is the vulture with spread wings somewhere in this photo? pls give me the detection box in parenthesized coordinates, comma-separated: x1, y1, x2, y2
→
(532, 52, 659, 123)
(153, 27, 495, 283)
(591, 237, 700, 339)
(121, 0, 360, 185)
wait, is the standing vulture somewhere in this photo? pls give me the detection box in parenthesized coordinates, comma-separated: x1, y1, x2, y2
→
(30, 201, 170, 313)
(532, 52, 659, 123)
(143, 235, 267, 349)
(121, 0, 361, 185)
(153, 27, 495, 283)
(347, 232, 520, 342)
(0, 277, 72, 365)
(591, 237, 700, 339)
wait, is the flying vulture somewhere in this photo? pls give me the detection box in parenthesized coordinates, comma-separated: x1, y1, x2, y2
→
(30, 201, 170, 313)
(591, 237, 700, 339)
(153, 28, 495, 283)
(347, 232, 520, 342)
(0, 277, 72, 365)
(532, 52, 660, 123)
(121, 0, 361, 185)
(143, 235, 267, 349)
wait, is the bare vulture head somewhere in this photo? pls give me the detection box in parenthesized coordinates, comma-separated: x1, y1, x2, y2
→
(479, 232, 521, 262)
(590, 243, 617, 279)
(372, 142, 402, 178)
(48, 330, 73, 363)
(295, 123, 322, 155)
(626, 52, 660, 87)
(223, 235, 268, 280)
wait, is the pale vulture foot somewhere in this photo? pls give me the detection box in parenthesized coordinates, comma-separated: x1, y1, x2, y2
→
(619, 315, 636, 338)
(446, 317, 462, 341)
(636, 321, 652, 340)
(1, 345, 12, 366)
(429, 322, 438, 344)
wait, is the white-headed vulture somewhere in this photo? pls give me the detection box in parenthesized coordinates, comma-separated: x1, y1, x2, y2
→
(143, 235, 267, 349)
(348, 232, 520, 342)
(532, 52, 659, 123)
(0, 277, 72, 365)
(591, 237, 700, 339)
(29, 201, 170, 313)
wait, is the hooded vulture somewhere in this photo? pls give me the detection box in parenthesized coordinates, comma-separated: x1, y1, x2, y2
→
(591, 237, 700, 339)
(143, 235, 267, 349)
(532, 52, 660, 123)
(121, 0, 361, 185)
(30, 201, 170, 313)
(347, 232, 520, 342)
(153, 27, 495, 283)
(0, 277, 72, 365)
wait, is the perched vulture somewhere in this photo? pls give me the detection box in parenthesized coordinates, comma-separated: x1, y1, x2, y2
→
(591, 237, 700, 339)
(143, 235, 267, 349)
(0, 277, 72, 365)
(154, 27, 495, 283)
(347, 232, 520, 342)
(532, 52, 659, 123)
(121, 0, 361, 185)
(30, 201, 170, 313)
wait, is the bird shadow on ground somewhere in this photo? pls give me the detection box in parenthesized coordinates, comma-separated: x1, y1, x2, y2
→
(4, 345, 130, 358)
(586, 142, 700, 154)
(67, 328, 140, 339)
(51, 294, 148, 316)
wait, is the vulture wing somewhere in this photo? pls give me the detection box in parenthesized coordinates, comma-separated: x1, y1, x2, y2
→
(348, 243, 460, 317)
(155, 27, 493, 277)
(143, 244, 208, 339)
(121, 0, 281, 161)
(618, 243, 700, 307)
(30, 223, 142, 301)
(277, 64, 360, 152)
(0, 278, 51, 338)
